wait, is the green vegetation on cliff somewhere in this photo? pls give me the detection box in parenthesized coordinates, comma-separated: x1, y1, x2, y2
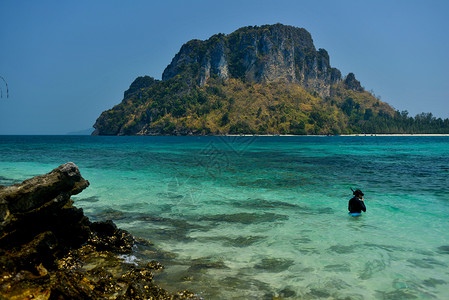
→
(93, 24, 449, 135)
(93, 75, 400, 135)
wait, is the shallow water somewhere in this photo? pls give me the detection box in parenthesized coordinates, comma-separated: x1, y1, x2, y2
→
(1, 135, 449, 299)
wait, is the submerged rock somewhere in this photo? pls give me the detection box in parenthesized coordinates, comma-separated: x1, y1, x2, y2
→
(199, 212, 288, 224)
(437, 245, 449, 254)
(187, 257, 229, 273)
(254, 257, 294, 272)
(89, 219, 135, 253)
(0, 162, 198, 299)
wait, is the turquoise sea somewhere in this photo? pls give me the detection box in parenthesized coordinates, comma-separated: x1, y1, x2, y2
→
(1, 135, 449, 299)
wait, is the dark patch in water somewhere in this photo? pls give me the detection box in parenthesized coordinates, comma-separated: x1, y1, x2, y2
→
(298, 248, 319, 255)
(422, 277, 446, 287)
(91, 208, 128, 221)
(199, 212, 288, 224)
(328, 245, 357, 254)
(437, 245, 449, 254)
(305, 278, 351, 298)
(307, 289, 331, 298)
(389, 206, 400, 211)
(391, 279, 424, 291)
(152, 228, 193, 242)
(220, 276, 270, 295)
(135, 214, 212, 242)
(301, 267, 315, 272)
(138, 215, 209, 232)
(119, 202, 152, 211)
(359, 259, 387, 280)
(254, 257, 294, 272)
(264, 286, 298, 299)
(314, 207, 334, 214)
(278, 287, 297, 298)
(414, 249, 435, 256)
(133, 238, 178, 261)
(296, 237, 312, 243)
(223, 235, 265, 247)
(294, 206, 334, 215)
(74, 196, 100, 203)
(187, 257, 229, 273)
(375, 289, 419, 299)
(157, 192, 184, 200)
(340, 294, 364, 300)
(0, 176, 21, 186)
(195, 235, 266, 247)
(362, 243, 405, 252)
(407, 257, 444, 269)
(232, 199, 333, 216)
(230, 198, 301, 210)
(324, 264, 351, 272)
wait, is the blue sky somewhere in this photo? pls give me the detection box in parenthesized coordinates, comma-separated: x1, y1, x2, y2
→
(1, 0, 448, 134)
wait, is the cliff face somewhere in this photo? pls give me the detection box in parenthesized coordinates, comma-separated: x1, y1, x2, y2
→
(162, 24, 341, 97)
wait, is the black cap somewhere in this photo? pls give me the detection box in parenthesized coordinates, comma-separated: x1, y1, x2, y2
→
(353, 189, 364, 196)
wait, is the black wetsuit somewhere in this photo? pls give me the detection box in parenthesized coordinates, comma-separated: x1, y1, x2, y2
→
(348, 197, 366, 214)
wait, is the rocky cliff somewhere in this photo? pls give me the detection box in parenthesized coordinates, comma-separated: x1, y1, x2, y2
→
(162, 24, 341, 97)
(0, 163, 197, 299)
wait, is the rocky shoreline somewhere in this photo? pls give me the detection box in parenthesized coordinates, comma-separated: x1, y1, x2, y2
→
(0, 162, 198, 299)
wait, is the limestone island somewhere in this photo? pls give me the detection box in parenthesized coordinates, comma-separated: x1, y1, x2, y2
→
(93, 23, 449, 136)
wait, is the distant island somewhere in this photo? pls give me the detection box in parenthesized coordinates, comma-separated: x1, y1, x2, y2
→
(93, 24, 449, 136)
(67, 128, 95, 135)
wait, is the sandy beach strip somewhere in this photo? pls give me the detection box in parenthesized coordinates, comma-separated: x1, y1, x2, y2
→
(222, 134, 449, 137)
(338, 134, 449, 137)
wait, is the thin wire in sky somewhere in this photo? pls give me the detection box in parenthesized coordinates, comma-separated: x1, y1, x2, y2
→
(0, 75, 9, 98)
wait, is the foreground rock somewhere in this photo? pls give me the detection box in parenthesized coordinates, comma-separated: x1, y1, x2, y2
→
(0, 162, 197, 299)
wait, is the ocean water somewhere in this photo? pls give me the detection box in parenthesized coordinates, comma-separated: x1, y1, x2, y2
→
(1, 135, 449, 299)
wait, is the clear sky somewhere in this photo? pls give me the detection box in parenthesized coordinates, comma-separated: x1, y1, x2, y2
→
(1, 0, 448, 134)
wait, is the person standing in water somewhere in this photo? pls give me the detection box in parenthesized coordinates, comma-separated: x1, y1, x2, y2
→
(348, 189, 366, 216)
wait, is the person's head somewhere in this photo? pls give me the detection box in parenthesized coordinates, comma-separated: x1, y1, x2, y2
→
(353, 189, 364, 198)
